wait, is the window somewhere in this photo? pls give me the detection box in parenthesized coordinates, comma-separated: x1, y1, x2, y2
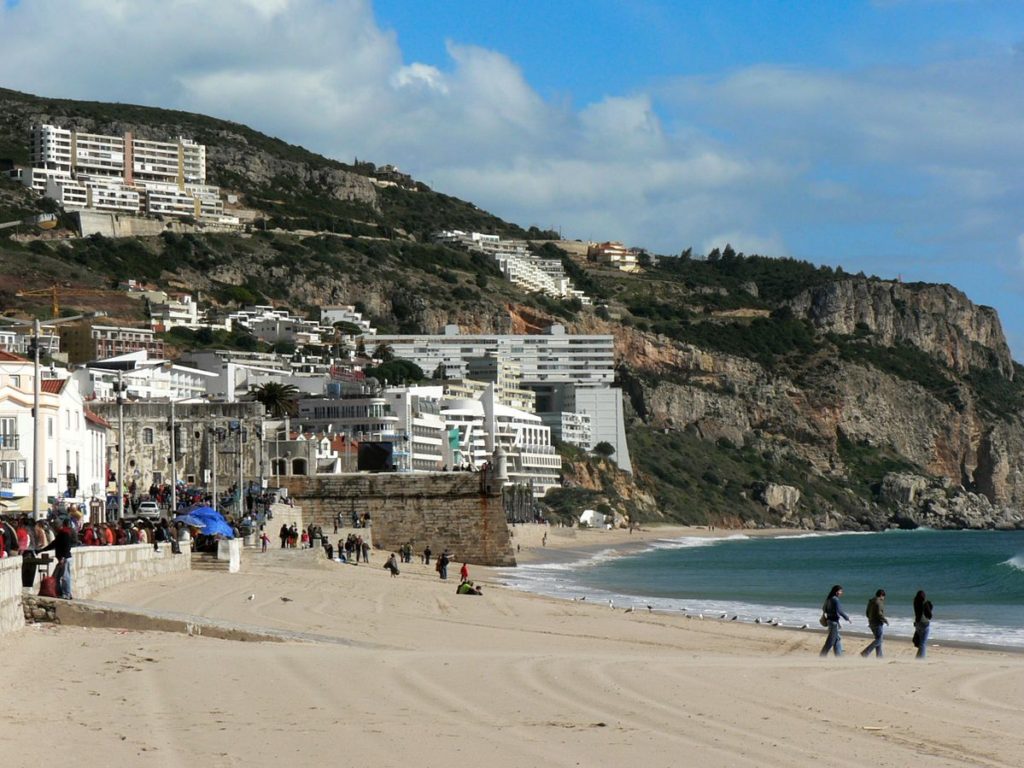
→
(142, 427, 154, 445)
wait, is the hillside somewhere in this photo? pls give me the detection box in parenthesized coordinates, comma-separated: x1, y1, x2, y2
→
(3, 88, 1024, 532)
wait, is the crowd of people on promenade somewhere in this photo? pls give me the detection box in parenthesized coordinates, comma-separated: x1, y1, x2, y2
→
(820, 584, 934, 659)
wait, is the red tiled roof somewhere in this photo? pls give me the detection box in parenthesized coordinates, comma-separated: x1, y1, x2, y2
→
(0, 350, 27, 362)
(40, 379, 67, 394)
(84, 410, 112, 429)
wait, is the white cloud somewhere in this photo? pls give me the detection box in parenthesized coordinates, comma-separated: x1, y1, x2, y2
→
(0, 0, 1022, 285)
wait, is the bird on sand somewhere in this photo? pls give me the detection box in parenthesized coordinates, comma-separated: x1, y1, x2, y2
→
(247, 594, 255, 601)
(280, 596, 293, 602)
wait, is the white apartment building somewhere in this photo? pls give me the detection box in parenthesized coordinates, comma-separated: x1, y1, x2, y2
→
(297, 383, 561, 496)
(225, 305, 327, 346)
(148, 294, 200, 332)
(435, 230, 589, 304)
(540, 410, 593, 449)
(0, 329, 60, 357)
(367, 325, 631, 472)
(370, 324, 614, 387)
(0, 350, 108, 517)
(320, 305, 377, 336)
(24, 124, 224, 220)
(75, 351, 215, 403)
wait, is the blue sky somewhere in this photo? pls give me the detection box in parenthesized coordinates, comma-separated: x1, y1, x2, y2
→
(3, 0, 1024, 357)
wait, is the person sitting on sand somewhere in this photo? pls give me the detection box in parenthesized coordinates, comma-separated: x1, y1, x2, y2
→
(456, 580, 483, 596)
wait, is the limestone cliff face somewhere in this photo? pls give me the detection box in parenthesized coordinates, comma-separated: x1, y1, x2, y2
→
(789, 280, 1013, 377)
(618, 313, 1024, 529)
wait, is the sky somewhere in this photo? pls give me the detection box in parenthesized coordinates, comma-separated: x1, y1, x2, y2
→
(2, 0, 1024, 356)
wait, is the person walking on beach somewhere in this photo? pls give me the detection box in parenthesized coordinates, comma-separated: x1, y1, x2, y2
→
(384, 552, 400, 577)
(820, 584, 851, 657)
(437, 550, 450, 580)
(860, 589, 889, 658)
(913, 590, 933, 659)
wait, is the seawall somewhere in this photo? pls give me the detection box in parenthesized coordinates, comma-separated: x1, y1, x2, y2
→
(282, 471, 516, 566)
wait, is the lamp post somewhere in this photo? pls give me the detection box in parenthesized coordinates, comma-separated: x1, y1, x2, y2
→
(169, 399, 178, 515)
(209, 423, 219, 513)
(116, 369, 125, 521)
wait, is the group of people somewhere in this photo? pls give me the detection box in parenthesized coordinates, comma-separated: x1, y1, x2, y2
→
(821, 585, 934, 659)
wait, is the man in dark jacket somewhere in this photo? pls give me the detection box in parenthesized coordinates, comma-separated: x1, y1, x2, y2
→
(861, 589, 889, 658)
(37, 519, 74, 599)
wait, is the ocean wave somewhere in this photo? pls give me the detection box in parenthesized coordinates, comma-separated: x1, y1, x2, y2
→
(1001, 553, 1024, 572)
(646, 535, 746, 551)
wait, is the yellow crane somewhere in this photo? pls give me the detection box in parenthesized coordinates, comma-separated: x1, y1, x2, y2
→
(15, 284, 117, 319)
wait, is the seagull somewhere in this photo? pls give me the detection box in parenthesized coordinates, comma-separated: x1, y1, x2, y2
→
(624, 607, 634, 614)
(755, 617, 762, 624)
(608, 599, 614, 609)
(646, 605, 653, 612)
(731, 615, 738, 621)
(247, 594, 255, 601)
(698, 613, 704, 620)
(800, 623, 809, 629)
(720, 613, 728, 620)
(280, 596, 293, 602)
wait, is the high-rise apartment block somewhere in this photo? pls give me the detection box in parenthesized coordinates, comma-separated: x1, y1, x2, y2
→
(24, 124, 225, 220)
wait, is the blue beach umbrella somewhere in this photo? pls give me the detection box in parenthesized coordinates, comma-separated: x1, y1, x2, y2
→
(185, 505, 235, 538)
(173, 513, 205, 527)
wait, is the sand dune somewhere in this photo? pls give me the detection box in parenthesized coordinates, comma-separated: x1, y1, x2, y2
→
(2, 533, 1021, 767)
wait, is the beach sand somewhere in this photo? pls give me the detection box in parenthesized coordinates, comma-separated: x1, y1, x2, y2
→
(2, 525, 1022, 767)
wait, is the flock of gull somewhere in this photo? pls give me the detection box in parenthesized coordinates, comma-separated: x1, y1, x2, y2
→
(571, 596, 805, 628)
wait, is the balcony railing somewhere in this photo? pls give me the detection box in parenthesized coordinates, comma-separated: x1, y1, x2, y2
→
(0, 434, 20, 450)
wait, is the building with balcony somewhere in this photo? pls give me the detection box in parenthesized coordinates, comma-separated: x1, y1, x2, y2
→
(58, 321, 164, 364)
(24, 124, 224, 221)
(0, 350, 108, 516)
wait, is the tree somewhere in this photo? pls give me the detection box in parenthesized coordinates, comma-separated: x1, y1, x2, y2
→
(593, 441, 616, 459)
(365, 359, 424, 385)
(253, 382, 299, 418)
(373, 343, 395, 362)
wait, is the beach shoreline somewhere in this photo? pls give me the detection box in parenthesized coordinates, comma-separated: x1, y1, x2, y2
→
(495, 522, 1024, 656)
(2, 537, 1022, 766)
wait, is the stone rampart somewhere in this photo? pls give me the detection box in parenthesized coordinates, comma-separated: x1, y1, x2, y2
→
(71, 543, 191, 599)
(0, 558, 26, 634)
(282, 472, 515, 566)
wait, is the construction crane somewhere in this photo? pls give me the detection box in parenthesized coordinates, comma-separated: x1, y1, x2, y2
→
(15, 284, 117, 318)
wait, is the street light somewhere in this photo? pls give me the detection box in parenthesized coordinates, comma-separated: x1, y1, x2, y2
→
(87, 358, 172, 520)
(0, 312, 104, 520)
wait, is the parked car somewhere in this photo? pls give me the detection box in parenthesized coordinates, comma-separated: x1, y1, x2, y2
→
(137, 500, 161, 520)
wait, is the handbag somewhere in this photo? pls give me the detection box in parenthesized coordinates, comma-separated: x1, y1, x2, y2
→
(38, 575, 58, 598)
(819, 612, 829, 627)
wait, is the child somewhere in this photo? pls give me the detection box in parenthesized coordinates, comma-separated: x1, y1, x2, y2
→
(260, 531, 270, 553)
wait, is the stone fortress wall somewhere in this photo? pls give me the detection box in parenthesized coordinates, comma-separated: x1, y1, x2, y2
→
(282, 471, 516, 567)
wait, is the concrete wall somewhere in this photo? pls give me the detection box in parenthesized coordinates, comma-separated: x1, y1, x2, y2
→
(72, 543, 191, 599)
(76, 210, 240, 238)
(0, 558, 26, 634)
(283, 471, 515, 566)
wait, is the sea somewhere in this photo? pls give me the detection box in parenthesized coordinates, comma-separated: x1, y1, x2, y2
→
(498, 529, 1024, 649)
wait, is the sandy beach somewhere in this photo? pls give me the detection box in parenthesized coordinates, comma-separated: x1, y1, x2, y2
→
(2, 525, 1022, 767)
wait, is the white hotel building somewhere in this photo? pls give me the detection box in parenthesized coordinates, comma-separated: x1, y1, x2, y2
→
(24, 124, 225, 220)
(365, 325, 632, 472)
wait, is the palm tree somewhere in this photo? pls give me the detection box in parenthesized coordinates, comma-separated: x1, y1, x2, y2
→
(252, 382, 299, 418)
